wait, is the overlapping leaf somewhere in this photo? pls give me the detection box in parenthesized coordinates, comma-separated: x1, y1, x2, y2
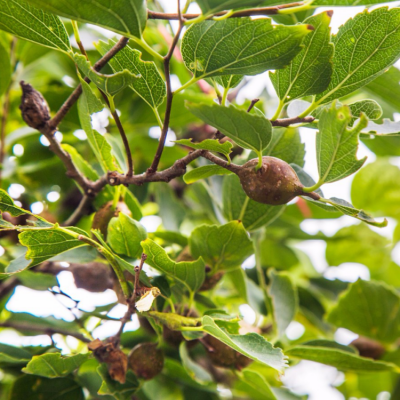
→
(0, 0, 70, 52)
(271, 11, 333, 104)
(183, 165, 233, 184)
(25, 0, 147, 38)
(181, 18, 312, 78)
(175, 139, 233, 162)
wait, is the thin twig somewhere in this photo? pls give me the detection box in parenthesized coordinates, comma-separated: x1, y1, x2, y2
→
(148, 0, 185, 173)
(0, 321, 91, 343)
(271, 115, 315, 127)
(247, 98, 260, 113)
(147, 2, 304, 20)
(62, 195, 92, 226)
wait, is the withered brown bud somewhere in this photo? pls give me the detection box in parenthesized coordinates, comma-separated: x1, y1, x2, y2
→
(19, 81, 51, 130)
(128, 343, 164, 380)
(71, 262, 114, 292)
(202, 335, 252, 370)
(238, 156, 319, 206)
(351, 336, 385, 360)
(200, 271, 224, 291)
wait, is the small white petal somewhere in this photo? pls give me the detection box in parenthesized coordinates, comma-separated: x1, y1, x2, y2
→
(135, 288, 161, 312)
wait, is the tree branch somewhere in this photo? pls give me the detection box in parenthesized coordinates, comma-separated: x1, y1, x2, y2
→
(148, 1, 185, 173)
(147, 2, 305, 20)
(271, 115, 315, 127)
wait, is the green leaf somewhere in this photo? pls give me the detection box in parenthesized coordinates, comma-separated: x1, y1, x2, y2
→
(286, 343, 398, 372)
(351, 159, 400, 219)
(10, 375, 84, 400)
(0, 0, 70, 52)
(189, 221, 254, 271)
(74, 53, 138, 96)
(25, 0, 147, 38)
(223, 175, 285, 231)
(23, 353, 90, 378)
(175, 139, 233, 162)
(327, 279, 400, 344)
(348, 99, 382, 125)
(0, 343, 32, 368)
(179, 342, 213, 385)
(315, 102, 367, 185)
(268, 269, 298, 339)
(315, 8, 400, 106)
(61, 144, 99, 182)
(141, 239, 205, 293)
(183, 165, 233, 184)
(187, 103, 272, 155)
(181, 18, 312, 78)
(0, 41, 11, 96)
(107, 212, 147, 258)
(270, 11, 333, 104)
(235, 369, 277, 400)
(78, 80, 119, 173)
(213, 75, 244, 89)
(95, 39, 166, 110)
(202, 315, 287, 372)
(313, 0, 399, 5)
(196, 0, 266, 14)
(124, 189, 142, 221)
(98, 364, 139, 399)
(18, 270, 58, 290)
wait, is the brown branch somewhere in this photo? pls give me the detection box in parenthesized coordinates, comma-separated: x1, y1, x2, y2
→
(201, 151, 242, 174)
(49, 37, 130, 130)
(0, 321, 91, 343)
(247, 98, 260, 113)
(147, 2, 304, 20)
(148, 1, 185, 173)
(62, 195, 92, 226)
(271, 115, 315, 127)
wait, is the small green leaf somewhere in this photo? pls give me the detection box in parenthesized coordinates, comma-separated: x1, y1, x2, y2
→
(287, 342, 399, 372)
(213, 75, 244, 89)
(175, 139, 233, 162)
(348, 99, 382, 125)
(0, 41, 11, 96)
(327, 279, 400, 344)
(141, 239, 205, 293)
(124, 189, 142, 221)
(179, 342, 213, 385)
(97, 364, 139, 399)
(25, 0, 147, 38)
(268, 269, 298, 339)
(18, 270, 58, 290)
(315, 102, 367, 185)
(184, 165, 233, 184)
(202, 315, 287, 372)
(196, 0, 266, 14)
(189, 221, 253, 271)
(187, 103, 272, 156)
(23, 353, 90, 378)
(0, 343, 32, 368)
(271, 11, 333, 104)
(315, 7, 400, 105)
(96, 39, 166, 110)
(235, 369, 277, 400)
(107, 212, 147, 258)
(0, 0, 70, 52)
(181, 18, 311, 78)
(74, 53, 138, 96)
(223, 175, 285, 231)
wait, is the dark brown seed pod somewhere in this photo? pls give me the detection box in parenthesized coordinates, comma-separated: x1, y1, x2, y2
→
(199, 271, 225, 292)
(128, 343, 164, 380)
(19, 81, 51, 130)
(238, 156, 319, 206)
(71, 262, 114, 292)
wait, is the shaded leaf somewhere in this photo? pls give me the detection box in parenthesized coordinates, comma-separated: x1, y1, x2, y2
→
(213, 75, 244, 89)
(0, 0, 70, 52)
(235, 369, 277, 400)
(181, 18, 312, 78)
(179, 342, 213, 385)
(0, 41, 11, 96)
(196, 0, 267, 14)
(0, 344, 32, 368)
(183, 165, 233, 184)
(189, 221, 253, 271)
(175, 139, 233, 162)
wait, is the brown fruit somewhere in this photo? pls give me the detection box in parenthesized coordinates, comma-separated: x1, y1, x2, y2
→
(199, 271, 225, 291)
(238, 156, 317, 206)
(350, 336, 385, 360)
(71, 262, 114, 292)
(128, 343, 164, 380)
(202, 335, 252, 370)
(92, 201, 131, 238)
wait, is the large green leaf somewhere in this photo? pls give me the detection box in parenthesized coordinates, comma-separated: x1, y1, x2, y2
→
(0, 0, 70, 52)
(235, 369, 277, 400)
(270, 11, 333, 104)
(223, 175, 285, 231)
(96, 39, 166, 110)
(10, 375, 84, 400)
(327, 279, 400, 344)
(141, 239, 205, 293)
(315, 7, 400, 106)
(25, 0, 147, 38)
(107, 212, 147, 258)
(175, 139, 233, 163)
(202, 315, 287, 372)
(23, 353, 90, 378)
(351, 159, 400, 219)
(196, 0, 266, 14)
(181, 18, 311, 78)
(286, 343, 398, 372)
(187, 103, 272, 155)
(315, 102, 367, 185)
(313, 0, 399, 5)
(268, 269, 298, 339)
(74, 53, 138, 96)
(0, 41, 11, 96)
(189, 221, 254, 271)
(184, 165, 233, 184)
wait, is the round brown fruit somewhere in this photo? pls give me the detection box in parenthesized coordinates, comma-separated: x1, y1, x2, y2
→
(238, 156, 311, 206)
(128, 343, 164, 380)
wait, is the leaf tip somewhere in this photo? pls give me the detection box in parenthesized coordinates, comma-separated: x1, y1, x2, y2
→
(306, 24, 315, 31)
(326, 10, 333, 18)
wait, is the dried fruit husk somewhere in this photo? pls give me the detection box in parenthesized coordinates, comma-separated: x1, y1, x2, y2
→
(71, 262, 114, 292)
(128, 342, 164, 380)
